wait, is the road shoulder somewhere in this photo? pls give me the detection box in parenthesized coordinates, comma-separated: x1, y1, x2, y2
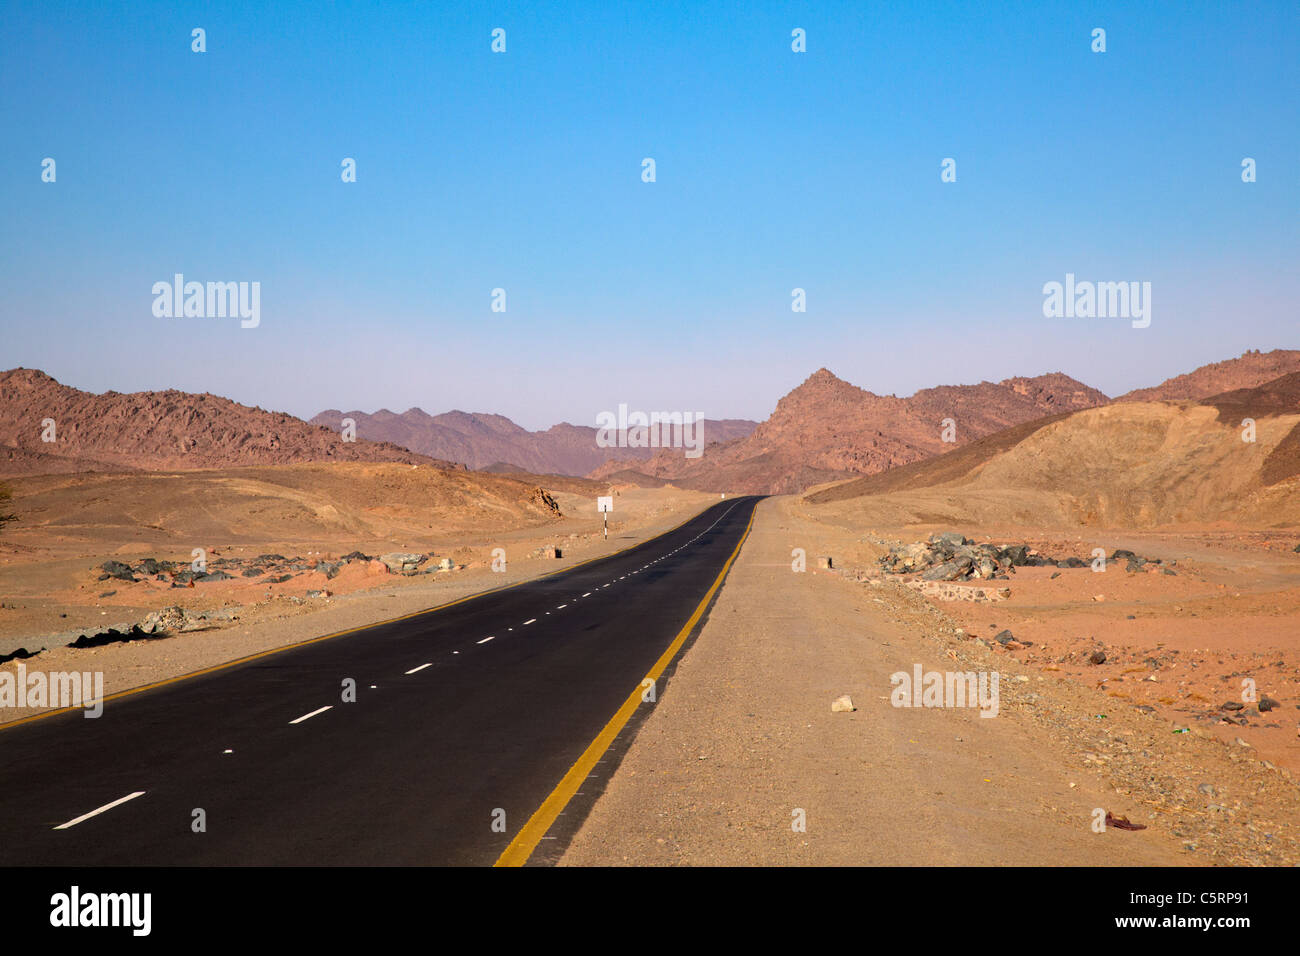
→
(560, 496, 1299, 865)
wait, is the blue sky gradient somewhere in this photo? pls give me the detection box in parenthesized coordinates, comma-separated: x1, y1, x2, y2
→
(2, 0, 1296, 429)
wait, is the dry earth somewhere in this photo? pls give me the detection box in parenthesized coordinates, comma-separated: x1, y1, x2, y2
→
(0, 467, 718, 724)
(560, 496, 1300, 866)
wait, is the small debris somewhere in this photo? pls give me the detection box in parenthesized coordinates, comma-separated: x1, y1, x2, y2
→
(1105, 812, 1147, 832)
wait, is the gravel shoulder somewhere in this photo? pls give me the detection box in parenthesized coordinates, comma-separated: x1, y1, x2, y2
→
(560, 496, 1300, 866)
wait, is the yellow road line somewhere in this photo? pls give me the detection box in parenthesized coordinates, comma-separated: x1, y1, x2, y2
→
(494, 500, 758, 867)
(0, 501, 723, 734)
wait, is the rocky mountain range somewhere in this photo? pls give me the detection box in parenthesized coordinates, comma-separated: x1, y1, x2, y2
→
(0, 369, 448, 475)
(1115, 349, 1300, 404)
(308, 407, 757, 475)
(590, 369, 1110, 494)
(4, 349, 1295, 490)
(593, 350, 1300, 494)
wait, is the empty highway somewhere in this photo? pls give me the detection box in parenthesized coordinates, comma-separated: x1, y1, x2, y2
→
(0, 496, 760, 866)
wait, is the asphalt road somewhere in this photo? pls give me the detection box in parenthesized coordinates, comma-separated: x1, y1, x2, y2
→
(0, 495, 761, 866)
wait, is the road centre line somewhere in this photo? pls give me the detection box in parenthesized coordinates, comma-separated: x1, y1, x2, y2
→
(53, 791, 146, 830)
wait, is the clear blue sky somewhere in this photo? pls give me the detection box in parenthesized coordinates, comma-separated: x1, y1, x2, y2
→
(2, 0, 1296, 430)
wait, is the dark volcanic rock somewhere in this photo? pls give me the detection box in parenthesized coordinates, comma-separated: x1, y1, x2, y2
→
(921, 557, 974, 581)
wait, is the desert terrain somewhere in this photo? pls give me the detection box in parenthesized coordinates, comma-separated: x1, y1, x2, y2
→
(559, 370, 1300, 865)
(2, 351, 1297, 867)
(0, 460, 719, 721)
(561, 496, 1299, 866)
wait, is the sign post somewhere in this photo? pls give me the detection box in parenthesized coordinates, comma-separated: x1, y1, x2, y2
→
(597, 496, 613, 540)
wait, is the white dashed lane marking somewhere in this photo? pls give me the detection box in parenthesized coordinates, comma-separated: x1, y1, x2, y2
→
(53, 791, 146, 830)
(523, 618, 536, 625)
(405, 663, 433, 675)
(477, 636, 495, 644)
(290, 705, 333, 725)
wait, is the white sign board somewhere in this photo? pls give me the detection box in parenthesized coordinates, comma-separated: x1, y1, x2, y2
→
(597, 496, 613, 513)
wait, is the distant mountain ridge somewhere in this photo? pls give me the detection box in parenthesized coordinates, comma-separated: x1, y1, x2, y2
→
(309, 408, 758, 475)
(0, 369, 449, 475)
(1116, 349, 1300, 403)
(590, 369, 1110, 493)
(590, 350, 1300, 494)
(6, 349, 1294, 488)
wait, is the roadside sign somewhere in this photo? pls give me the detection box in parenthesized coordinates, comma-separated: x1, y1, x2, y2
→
(597, 496, 613, 512)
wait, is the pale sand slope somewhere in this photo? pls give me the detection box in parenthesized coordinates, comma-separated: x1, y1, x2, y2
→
(561, 497, 1300, 866)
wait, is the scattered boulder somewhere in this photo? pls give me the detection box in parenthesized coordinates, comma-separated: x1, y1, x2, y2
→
(0, 647, 37, 665)
(140, 606, 191, 634)
(529, 487, 562, 516)
(920, 556, 974, 582)
(69, 625, 150, 648)
(379, 552, 425, 574)
(1088, 649, 1107, 665)
(930, 532, 968, 549)
(98, 560, 137, 583)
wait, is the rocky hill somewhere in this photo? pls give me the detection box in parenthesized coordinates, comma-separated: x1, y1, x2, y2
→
(1115, 349, 1300, 403)
(0, 369, 449, 475)
(591, 369, 1109, 494)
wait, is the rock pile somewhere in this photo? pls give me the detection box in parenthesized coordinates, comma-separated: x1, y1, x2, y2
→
(92, 548, 460, 588)
(878, 533, 1175, 582)
(878, 533, 1030, 582)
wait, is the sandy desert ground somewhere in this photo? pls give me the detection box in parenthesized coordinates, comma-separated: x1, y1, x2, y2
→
(561, 496, 1300, 866)
(0, 463, 718, 723)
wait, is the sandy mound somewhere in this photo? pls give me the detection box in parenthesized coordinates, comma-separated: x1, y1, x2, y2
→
(3, 461, 568, 548)
(808, 400, 1300, 531)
